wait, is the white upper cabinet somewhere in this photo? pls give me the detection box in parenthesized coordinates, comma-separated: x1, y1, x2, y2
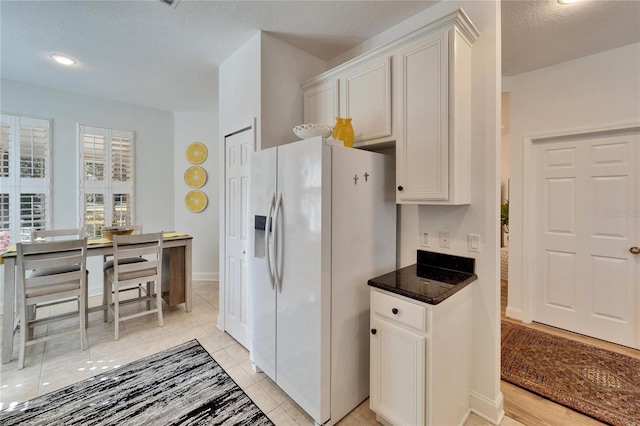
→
(301, 9, 478, 204)
(395, 13, 478, 205)
(341, 57, 392, 143)
(303, 79, 339, 128)
(303, 57, 393, 147)
(394, 34, 448, 203)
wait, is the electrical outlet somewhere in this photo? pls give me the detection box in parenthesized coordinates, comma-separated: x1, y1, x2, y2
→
(421, 232, 429, 247)
(439, 231, 450, 248)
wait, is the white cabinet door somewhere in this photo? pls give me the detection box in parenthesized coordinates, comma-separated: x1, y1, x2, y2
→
(395, 33, 448, 203)
(395, 27, 473, 205)
(370, 317, 426, 426)
(342, 56, 392, 143)
(303, 79, 339, 127)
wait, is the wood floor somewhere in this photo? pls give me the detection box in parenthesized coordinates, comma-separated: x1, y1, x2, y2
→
(500, 280, 640, 426)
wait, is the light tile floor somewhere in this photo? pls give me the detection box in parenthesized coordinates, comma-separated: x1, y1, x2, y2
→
(1, 281, 522, 425)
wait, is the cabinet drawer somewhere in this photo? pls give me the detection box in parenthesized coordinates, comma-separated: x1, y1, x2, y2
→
(371, 289, 427, 331)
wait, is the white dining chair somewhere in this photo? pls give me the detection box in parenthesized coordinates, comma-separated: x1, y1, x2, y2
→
(16, 238, 88, 369)
(30, 228, 84, 242)
(104, 231, 164, 340)
(101, 224, 146, 321)
(29, 228, 90, 326)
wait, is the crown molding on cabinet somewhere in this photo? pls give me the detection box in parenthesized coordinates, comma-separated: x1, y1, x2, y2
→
(302, 8, 479, 90)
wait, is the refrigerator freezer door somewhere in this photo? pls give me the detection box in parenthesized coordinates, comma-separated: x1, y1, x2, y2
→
(275, 137, 331, 424)
(248, 147, 278, 380)
(330, 146, 397, 421)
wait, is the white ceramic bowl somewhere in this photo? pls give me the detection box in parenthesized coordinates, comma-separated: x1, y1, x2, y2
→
(293, 123, 333, 139)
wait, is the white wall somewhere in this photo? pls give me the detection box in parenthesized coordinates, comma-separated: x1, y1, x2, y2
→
(261, 33, 327, 149)
(217, 31, 326, 331)
(219, 33, 262, 140)
(331, 2, 503, 422)
(507, 42, 640, 320)
(501, 92, 510, 247)
(174, 111, 219, 280)
(0, 78, 175, 297)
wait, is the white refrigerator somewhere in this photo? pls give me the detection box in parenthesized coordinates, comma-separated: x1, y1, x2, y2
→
(248, 136, 396, 425)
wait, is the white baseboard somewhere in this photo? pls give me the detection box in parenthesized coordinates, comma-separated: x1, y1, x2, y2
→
(505, 306, 523, 321)
(470, 390, 504, 425)
(193, 272, 219, 281)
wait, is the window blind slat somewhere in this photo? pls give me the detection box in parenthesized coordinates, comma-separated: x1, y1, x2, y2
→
(83, 133, 105, 181)
(84, 192, 105, 238)
(19, 125, 48, 178)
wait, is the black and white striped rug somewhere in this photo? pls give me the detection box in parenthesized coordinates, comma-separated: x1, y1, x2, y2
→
(1, 340, 274, 425)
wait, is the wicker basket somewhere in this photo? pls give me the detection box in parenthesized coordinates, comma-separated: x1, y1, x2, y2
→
(102, 227, 135, 241)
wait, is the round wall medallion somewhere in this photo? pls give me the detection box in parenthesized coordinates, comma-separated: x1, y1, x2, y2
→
(185, 190, 208, 213)
(184, 166, 207, 188)
(186, 142, 208, 164)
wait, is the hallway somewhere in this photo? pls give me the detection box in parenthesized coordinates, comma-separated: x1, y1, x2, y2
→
(501, 278, 640, 425)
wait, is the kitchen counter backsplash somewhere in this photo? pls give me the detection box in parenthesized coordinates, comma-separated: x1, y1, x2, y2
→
(417, 250, 474, 274)
(367, 250, 477, 305)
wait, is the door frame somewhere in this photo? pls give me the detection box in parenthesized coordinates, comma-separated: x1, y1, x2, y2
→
(519, 122, 640, 324)
(218, 120, 256, 332)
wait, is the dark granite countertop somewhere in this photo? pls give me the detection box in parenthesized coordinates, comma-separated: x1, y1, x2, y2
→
(368, 250, 477, 305)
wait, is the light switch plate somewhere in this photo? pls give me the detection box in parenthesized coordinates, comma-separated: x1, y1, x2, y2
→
(468, 234, 481, 252)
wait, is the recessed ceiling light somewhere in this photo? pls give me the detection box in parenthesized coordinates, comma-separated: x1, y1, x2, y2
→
(558, 0, 579, 4)
(50, 54, 77, 66)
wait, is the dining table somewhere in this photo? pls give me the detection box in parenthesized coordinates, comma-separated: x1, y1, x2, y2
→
(1, 232, 193, 364)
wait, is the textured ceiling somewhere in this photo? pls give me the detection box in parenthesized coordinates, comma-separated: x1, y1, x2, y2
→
(0, 0, 436, 112)
(502, 0, 640, 76)
(1, 1, 639, 112)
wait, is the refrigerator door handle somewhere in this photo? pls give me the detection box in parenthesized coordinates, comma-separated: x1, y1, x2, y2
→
(265, 192, 276, 289)
(273, 192, 284, 292)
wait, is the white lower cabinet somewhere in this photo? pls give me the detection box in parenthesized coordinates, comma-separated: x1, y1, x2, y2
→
(370, 316, 426, 425)
(370, 286, 472, 426)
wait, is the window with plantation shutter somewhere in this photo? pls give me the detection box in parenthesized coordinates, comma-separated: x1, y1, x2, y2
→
(0, 113, 52, 251)
(0, 193, 9, 251)
(1, 124, 9, 177)
(79, 124, 134, 238)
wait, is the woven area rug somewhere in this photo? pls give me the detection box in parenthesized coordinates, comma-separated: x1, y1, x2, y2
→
(0, 340, 274, 426)
(501, 321, 640, 426)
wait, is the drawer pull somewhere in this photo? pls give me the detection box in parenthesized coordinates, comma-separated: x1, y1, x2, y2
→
(392, 308, 399, 315)
(371, 328, 377, 335)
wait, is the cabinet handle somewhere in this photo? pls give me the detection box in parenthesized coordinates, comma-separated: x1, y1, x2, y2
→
(371, 329, 377, 335)
(397, 185, 404, 191)
(392, 308, 399, 315)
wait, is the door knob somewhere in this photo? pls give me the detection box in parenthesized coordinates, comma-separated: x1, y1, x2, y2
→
(371, 329, 377, 335)
(397, 185, 404, 191)
(631, 247, 640, 255)
(392, 308, 399, 315)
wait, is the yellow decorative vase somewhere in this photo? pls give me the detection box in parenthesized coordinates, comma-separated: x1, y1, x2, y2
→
(332, 117, 344, 139)
(333, 117, 354, 148)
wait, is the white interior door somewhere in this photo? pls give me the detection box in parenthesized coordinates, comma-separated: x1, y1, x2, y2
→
(224, 129, 253, 348)
(532, 129, 640, 348)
